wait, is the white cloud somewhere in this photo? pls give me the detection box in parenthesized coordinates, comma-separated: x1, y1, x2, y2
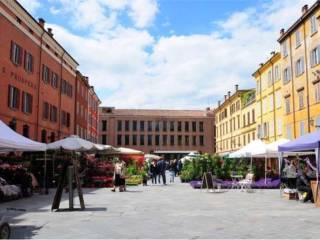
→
(18, 0, 41, 14)
(128, 0, 158, 28)
(44, 0, 317, 109)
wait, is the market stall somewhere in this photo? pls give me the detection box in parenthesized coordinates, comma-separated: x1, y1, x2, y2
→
(278, 131, 320, 206)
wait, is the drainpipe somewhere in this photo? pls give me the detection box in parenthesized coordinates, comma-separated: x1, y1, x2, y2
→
(36, 29, 46, 141)
(303, 22, 311, 133)
(271, 58, 277, 141)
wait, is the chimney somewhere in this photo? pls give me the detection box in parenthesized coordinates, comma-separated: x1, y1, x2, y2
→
(259, 63, 264, 67)
(38, 18, 45, 28)
(271, 51, 275, 55)
(47, 28, 53, 37)
(280, 28, 285, 36)
(206, 107, 210, 111)
(228, 91, 231, 97)
(224, 95, 227, 100)
(218, 101, 221, 107)
(302, 4, 308, 15)
(235, 84, 239, 91)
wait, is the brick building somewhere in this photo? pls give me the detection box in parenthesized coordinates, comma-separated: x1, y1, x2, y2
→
(87, 87, 101, 143)
(0, 0, 100, 143)
(99, 107, 215, 158)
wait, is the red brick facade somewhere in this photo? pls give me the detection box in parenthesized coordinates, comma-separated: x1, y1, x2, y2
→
(87, 87, 101, 143)
(0, 0, 100, 143)
(99, 107, 215, 155)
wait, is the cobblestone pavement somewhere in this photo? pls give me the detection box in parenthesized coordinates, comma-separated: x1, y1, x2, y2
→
(1, 179, 320, 239)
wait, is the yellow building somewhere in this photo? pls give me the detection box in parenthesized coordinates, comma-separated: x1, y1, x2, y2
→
(278, 3, 320, 139)
(253, 52, 284, 143)
(214, 86, 256, 155)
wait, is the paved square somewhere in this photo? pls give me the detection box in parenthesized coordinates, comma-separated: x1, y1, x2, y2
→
(1, 181, 320, 239)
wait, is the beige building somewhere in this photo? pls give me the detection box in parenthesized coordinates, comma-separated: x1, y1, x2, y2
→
(214, 85, 256, 155)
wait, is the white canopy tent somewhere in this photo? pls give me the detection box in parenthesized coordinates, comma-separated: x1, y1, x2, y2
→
(116, 147, 144, 155)
(47, 135, 97, 151)
(229, 140, 268, 159)
(0, 120, 46, 152)
(144, 154, 161, 161)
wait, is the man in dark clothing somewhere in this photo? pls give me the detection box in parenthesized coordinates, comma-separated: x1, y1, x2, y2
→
(297, 166, 314, 203)
(157, 158, 167, 185)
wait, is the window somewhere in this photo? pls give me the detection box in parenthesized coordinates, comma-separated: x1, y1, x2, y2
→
(286, 124, 293, 140)
(61, 80, 73, 97)
(148, 135, 152, 146)
(43, 102, 49, 120)
(132, 121, 137, 131)
(22, 92, 32, 114)
(148, 121, 153, 131)
(117, 120, 122, 131)
(178, 135, 182, 146)
(185, 135, 189, 146)
(125, 135, 129, 145)
(102, 120, 107, 131)
(298, 90, 304, 109)
(310, 46, 320, 67)
(117, 135, 122, 145)
(295, 58, 304, 76)
(10, 41, 22, 65)
(199, 136, 204, 146)
(283, 67, 291, 84)
(155, 135, 160, 146)
(315, 116, 320, 130)
(8, 85, 20, 109)
(243, 135, 246, 145)
(24, 52, 33, 73)
(170, 121, 175, 132)
(282, 41, 288, 57)
(256, 80, 261, 93)
(247, 112, 250, 125)
(42, 65, 50, 84)
(300, 121, 305, 136)
(140, 121, 145, 131)
(102, 135, 107, 145)
(199, 122, 204, 132)
(61, 111, 70, 127)
(162, 121, 167, 132)
(252, 109, 255, 123)
(269, 95, 274, 111)
(192, 136, 197, 146)
(192, 121, 196, 132)
(22, 125, 29, 138)
(41, 129, 47, 143)
(274, 65, 280, 81)
(315, 82, 320, 103)
(155, 121, 160, 132)
(237, 115, 240, 129)
(162, 135, 167, 146)
(170, 135, 175, 146)
(132, 135, 137, 145)
(269, 121, 274, 137)
(185, 122, 189, 132)
(277, 118, 282, 135)
(177, 121, 182, 132)
(257, 124, 262, 139)
(50, 105, 57, 122)
(51, 72, 59, 88)
(243, 114, 246, 127)
(285, 97, 291, 114)
(275, 90, 281, 108)
(263, 122, 269, 138)
(125, 120, 130, 131)
(311, 14, 318, 35)
(140, 135, 144, 145)
(268, 70, 273, 86)
(295, 30, 301, 47)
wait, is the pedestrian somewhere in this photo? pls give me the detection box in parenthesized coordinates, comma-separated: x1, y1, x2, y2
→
(169, 160, 176, 183)
(150, 160, 158, 184)
(111, 159, 126, 192)
(176, 159, 182, 176)
(157, 157, 167, 185)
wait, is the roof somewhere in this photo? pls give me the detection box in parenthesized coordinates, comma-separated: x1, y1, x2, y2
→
(100, 108, 213, 118)
(252, 52, 281, 77)
(278, 1, 320, 43)
(213, 89, 253, 112)
(13, 0, 79, 66)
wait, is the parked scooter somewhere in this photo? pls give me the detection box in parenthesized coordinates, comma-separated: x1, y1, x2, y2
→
(0, 216, 10, 239)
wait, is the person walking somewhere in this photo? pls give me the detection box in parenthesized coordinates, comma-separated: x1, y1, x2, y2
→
(157, 157, 167, 185)
(169, 160, 176, 183)
(111, 159, 126, 192)
(150, 160, 158, 184)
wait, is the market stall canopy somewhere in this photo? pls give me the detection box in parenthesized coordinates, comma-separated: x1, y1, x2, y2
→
(144, 154, 161, 160)
(47, 135, 95, 151)
(229, 140, 268, 158)
(278, 131, 320, 152)
(0, 120, 46, 151)
(252, 139, 290, 158)
(93, 144, 115, 151)
(116, 147, 144, 155)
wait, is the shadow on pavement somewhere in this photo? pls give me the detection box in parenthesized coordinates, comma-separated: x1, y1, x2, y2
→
(55, 207, 107, 212)
(10, 225, 43, 239)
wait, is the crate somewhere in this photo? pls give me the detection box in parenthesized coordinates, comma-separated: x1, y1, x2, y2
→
(311, 181, 320, 207)
(283, 192, 297, 200)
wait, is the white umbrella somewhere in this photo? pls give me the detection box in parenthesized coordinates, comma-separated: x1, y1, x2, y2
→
(0, 120, 46, 152)
(229, 140, 267, 158)
(144, 154, 161, 160)
(116, 147, 144, 154)
(47, 135, 95, 151)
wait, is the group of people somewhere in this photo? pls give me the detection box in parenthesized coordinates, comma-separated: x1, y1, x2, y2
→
(282, 158, 317, 203)
(149, 158, 182, 185)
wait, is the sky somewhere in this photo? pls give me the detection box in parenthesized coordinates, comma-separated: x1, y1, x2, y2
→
(18, 0, 316, 109)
